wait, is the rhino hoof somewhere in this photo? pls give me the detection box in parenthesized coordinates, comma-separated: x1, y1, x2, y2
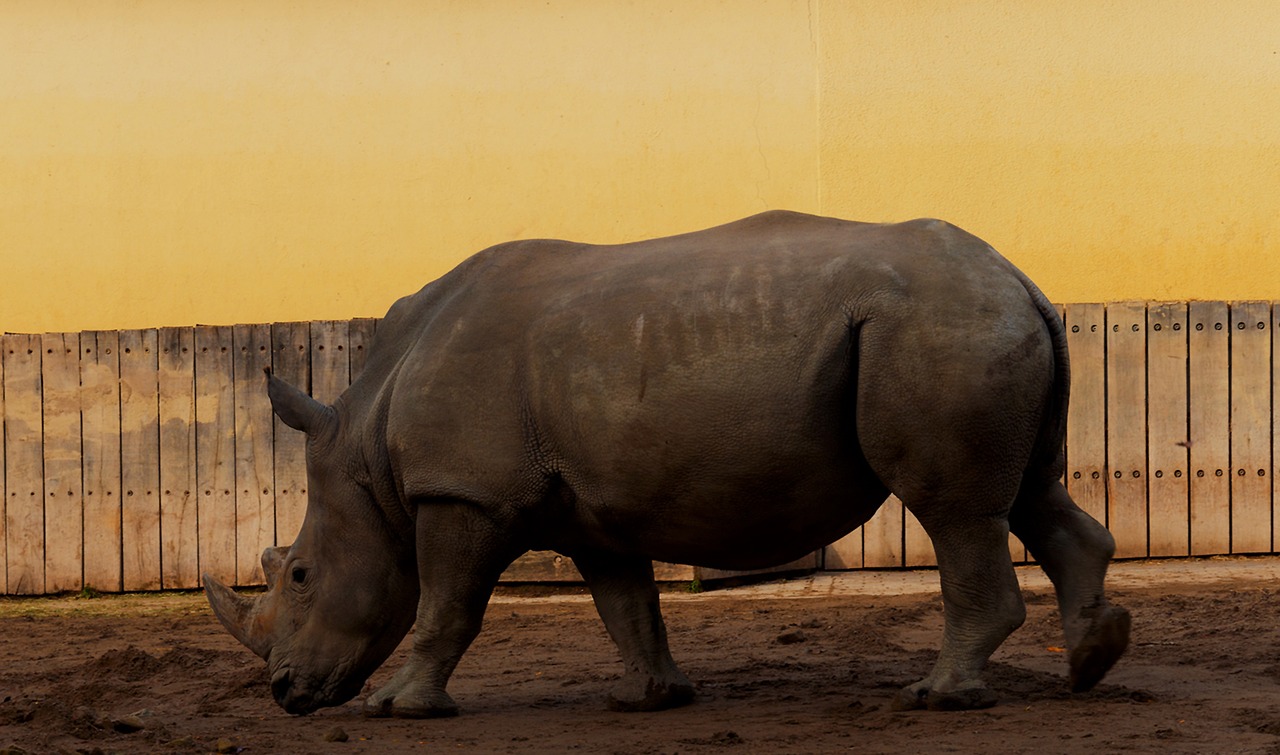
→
(606, 680, 696, 712)
(1069, 604, 1131, 693)
(363, 691, 459, 719)
(891, 682, 997, 712)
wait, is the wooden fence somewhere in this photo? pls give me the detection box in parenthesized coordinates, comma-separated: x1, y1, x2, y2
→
(1, 320, 377, 595)
(1, 301, 1277, 595)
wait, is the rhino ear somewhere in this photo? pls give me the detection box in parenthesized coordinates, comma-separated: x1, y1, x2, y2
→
(264, 367, 333, 434)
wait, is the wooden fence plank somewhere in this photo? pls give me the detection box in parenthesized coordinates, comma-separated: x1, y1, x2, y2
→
(1187, 302, 1231, 555)
(1064, 304, 1108, 526)
(1229, 302, 1272, 554)
(196, 326, 237, 585)
(501, 551, 584, 582)
(823, 527, 863, 570)
(120, 330, 161, 591)
(234, 324, 274, 586)
(158, 328, 199, 589)
(904, 509, 936, 567)
(310, 320, 351, 405)
(271, 322, 311, 548)
(0, 337, 5, 594)
(349, 318, 378, 381)
(500, 553, 695, 583)
(696, 553, 818, 582)
(1106, 302, 1148, 558)
(1146, 303, 1190, 557)
(81, 331, 122, 592)
(4, 334, 44, 594)
(1273, 302, 1280, 551)
(42, 333, 83, 593)
(862, 494, 903, 568)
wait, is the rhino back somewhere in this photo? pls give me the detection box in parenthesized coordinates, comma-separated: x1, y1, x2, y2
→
(375, 211, 1049, 567)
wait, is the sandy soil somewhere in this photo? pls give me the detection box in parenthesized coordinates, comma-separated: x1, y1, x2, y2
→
(2, 557, 1280, 754)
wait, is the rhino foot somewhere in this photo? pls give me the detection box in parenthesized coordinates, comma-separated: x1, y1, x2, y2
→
(890, 680, 997, 712)
(606, 675, 696, 712)
(363, 685, 459, 719)
(1069, 604, 1131, 693)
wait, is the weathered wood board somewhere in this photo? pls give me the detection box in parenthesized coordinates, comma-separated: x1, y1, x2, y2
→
(904, 508, 937, 567)
(1106, 302, 1149, 558)
(823, 527, 864, 570)
(4, 334, 45, 594)
(271, 322, 311, 547)
(42, 333, 83, 593)
(233, 324, 275, 586)
(696, 553, 818, 583)
(0, 339, 6, 593)
(500, 552, 695, 583)
(1229, 302, 1272, 554)
(1274, 306, 1280, 551)
(121, 329, 161, 591)
(81, 331, 122, 592)
(310, 320, 350, 405)
(158, 328, 199, 589)
(1146, 303, 1190, 557)
(1187, 302, 1231, 555)
(1063, 304, 1108, 526)
(862, 494, 904, 568)
(349, 318, 378, 380)
(196, 326, 237, 585)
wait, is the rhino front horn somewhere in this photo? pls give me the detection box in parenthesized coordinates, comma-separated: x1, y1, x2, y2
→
(204, 573, 274, 660)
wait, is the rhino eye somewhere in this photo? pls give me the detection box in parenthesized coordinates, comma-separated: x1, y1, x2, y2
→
(291, 567, 309, 584)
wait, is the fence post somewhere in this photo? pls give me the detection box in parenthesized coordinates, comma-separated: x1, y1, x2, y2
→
(1229, 302, 1272, 554)
(159, 327, 199, 589)
(1147, 303, 1190, 556)
(4, 333, 44, 594)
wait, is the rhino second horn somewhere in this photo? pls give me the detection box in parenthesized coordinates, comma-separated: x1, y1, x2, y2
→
(203, 573, 273, 660)
(264, 367, 333, 435)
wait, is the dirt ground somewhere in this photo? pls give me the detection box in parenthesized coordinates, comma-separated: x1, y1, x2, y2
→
(2, 557, 1280, 755)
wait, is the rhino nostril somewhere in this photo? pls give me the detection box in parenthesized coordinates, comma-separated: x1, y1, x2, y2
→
(270, 668, 292, 702)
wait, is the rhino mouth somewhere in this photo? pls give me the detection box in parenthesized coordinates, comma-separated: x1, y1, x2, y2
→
(271, 668, 319, 715)
(269, 659, 367, 715)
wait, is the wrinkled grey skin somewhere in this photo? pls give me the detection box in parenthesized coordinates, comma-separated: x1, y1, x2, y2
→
(205, 211, 1129, 717)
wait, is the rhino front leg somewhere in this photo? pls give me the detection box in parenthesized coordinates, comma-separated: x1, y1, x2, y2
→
(571, 551, 695, 712)
(364, 501, 517, 719)
(893, 509, 1026, 711)
(1009, 479, 1130, 692)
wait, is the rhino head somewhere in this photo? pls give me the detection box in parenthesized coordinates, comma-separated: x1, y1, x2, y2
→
(204, 369, 419, 715)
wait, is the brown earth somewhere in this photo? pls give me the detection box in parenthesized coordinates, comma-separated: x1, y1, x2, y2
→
(2, 557, 1280, 754)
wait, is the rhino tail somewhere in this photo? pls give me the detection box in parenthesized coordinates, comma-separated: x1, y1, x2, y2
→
(1011, 264, 1070, 486)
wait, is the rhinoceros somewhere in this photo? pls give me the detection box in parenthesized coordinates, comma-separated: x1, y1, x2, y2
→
(204, 210, 1129, 717)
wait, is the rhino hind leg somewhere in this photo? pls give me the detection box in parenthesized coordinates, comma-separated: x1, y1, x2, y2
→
(891, 509, 1026, 711)
(1008, 479, 1130, 692)
(571, 551, 695, 712)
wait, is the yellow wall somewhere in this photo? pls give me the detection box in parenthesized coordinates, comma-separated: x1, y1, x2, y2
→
(2, 1, 1278, 333)
(1, 0, 820, 332)
(818, 1, 1280, 304)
